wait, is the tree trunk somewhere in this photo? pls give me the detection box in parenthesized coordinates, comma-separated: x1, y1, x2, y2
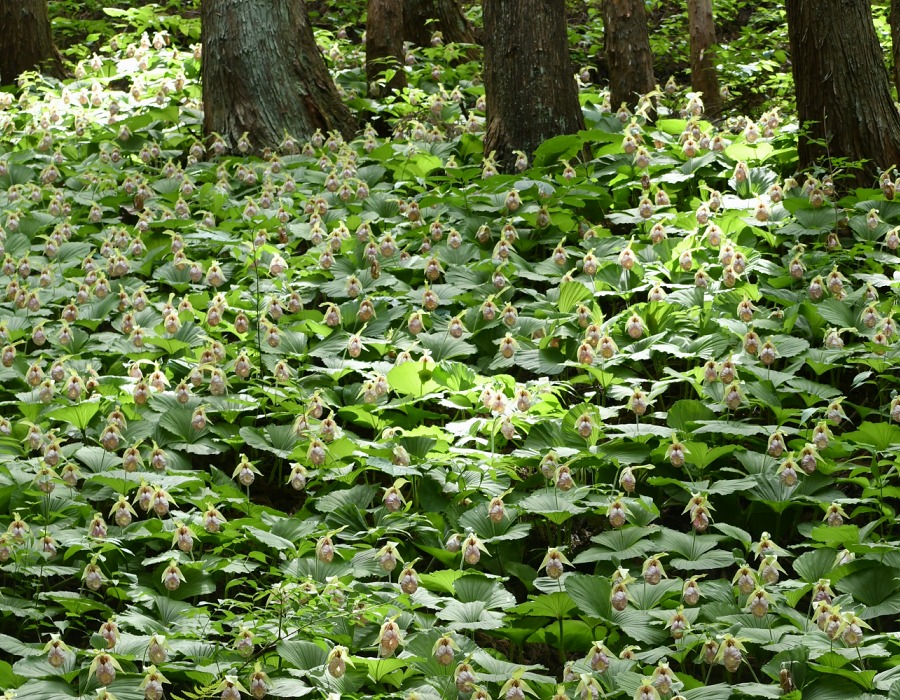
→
(687, 0, 722, 118)
(602, 0, 655, 113)
(0, 0, 65, 83)
(202, 0, 354, 153)
(483, 0, 584, 171)
(891, 0, 900, 97)
(402, 0, 477, 47)
(787, 0, 900, 185)
(366, 0, 408, 96)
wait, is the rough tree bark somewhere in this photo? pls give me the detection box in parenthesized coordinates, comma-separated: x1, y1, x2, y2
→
(366, 0, 408, 96)
(483, 0, 585, 171)
(602, 0, 655, 113)
(0, 0, 65, 83)
(891, 0, 900, 97)
(202, 0, 354, 153)
(402, 0, 477, 47)
(787, 0, 900, 184)
(687, 0, 722, 117)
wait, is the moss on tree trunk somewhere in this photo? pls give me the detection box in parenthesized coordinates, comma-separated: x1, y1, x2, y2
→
(202, 0, 355, 153)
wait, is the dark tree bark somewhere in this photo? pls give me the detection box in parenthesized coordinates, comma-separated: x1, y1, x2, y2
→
(891, 0, 900, 97)
(0, 0, 65, 84)
(402, 0, 477, 47)
(202, 0, 354, 153)
(787, 0, 900, 184)
(687, 0, 722, 117)
(602, 0, 655, 113)
(366, 0, 408, 96)
(483, 0, 584, 171)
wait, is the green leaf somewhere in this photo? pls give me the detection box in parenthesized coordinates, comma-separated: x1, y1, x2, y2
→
(0, 660, 23, 690)
(682, 442, 737, 470)
(454, 574, 517, 608)
(516, 487, 589, 524)
(558, 281, 592, 313)
(809, 524, 860, 544)
(315, 484, 378, 513)
(732, 683, 789, 698)
(684, 684, 733, 700)
(566, 574, 612, 619)
(574, 526, 656, 564)
(834, 564, 900, 619)
(533, 133, 586, 166)
(388, 361, 440, 396)
(816, 299, 857, 329)
(393, 153, 443, 179)
(712, 523, 752, 547)
(417, 332, 476, 361)
(667, 399, 715, 432)
(358, 656, 409, 682)
(278, 640, 327, 670)
(512, 592, 576, 618)
(418, 569, 464, 594)
(787, 377, 843, 401)
(516, 348, 567, 376)
(47, 400, 101, 431)
(655, 529, 735, 570)
(693, 420, 768, 437)
(73, 446, 123, 472)
(844, 422, 900, 452)
(0, 634, 42, 658)
(724, 142, 773, 162)
(244, 524, 297, 552)
(793, 548, 846, 583)
(239, 424, 299, 458)
(265, 677, 315, 697)
(8, 679, 77, 700)
(436, 600, 506, 630)
(798, 677, 865, 700)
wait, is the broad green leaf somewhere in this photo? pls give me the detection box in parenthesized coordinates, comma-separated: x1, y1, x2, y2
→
(693, 420, 768, 437)
(436, 601, 505, 630)
(844, 422, 900, 452)
(558, 281, 592, 313)
(516, 486, 589, 524)
(47, 401, 101, 430)
(454, 574, 517, 608)
(684, 684, 733, 700)
(244, 524, 297, 552)
(809, 524, 860, 545)
(388, 361, 440, 397)
(797, 677, 865, 700)
(418, 569, 464, 594)
(278, 640, 328, 670)
(815, 298, 858, 329)
(239, 424, 298, 458)
(667, 399, 715, 432)
(566, 574, 612, 619)
(512, 592, 576, 618)
(266, 677, 315, 697)
(315, 484, 378, 513)
(574, 525, 657, 564)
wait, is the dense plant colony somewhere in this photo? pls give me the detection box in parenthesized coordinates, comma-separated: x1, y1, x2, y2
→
(2, 6, 900, 700)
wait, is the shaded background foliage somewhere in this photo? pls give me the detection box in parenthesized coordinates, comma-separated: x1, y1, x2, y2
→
(0, 2, 900, 700)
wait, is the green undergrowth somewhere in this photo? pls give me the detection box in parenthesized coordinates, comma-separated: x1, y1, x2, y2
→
(1, 11, 900, 700)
